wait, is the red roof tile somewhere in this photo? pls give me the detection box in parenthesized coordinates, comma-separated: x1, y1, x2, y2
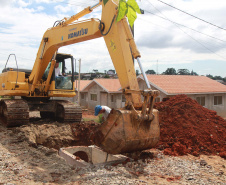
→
(74, 80, 92, 91)
(143, 75, 226, 94)
(94, 79, 121, 92)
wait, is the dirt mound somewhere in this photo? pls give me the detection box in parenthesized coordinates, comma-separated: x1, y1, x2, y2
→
(14, 121, 100, 149)
(154, 94, 226, 158)
(14, 123, 76, 149)
(71, 120, 100, 146)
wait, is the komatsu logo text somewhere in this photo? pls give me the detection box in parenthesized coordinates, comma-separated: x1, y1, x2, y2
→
(68, 28, 88, 39)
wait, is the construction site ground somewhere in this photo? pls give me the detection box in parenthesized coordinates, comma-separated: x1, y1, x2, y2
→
(0, 95, 226, 184)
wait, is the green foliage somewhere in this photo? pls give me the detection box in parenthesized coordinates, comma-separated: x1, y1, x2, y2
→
(177, 69, 190, 75)
(83, 117, 100, 123)
(103, 0, 109, 6)
(213, 76, 223, 80)
(146, 69, 156, 74)
(98, 114, 103, 123)
(206, 74, 213, 79)
(190, 70, 198, 76)
(104, 0, 141, 27)
(103, 75, 110, 78)
(116, 0, 128, 23)
(207, 74, 226, 81)
(162, 68, 177, 75)
(117, 0, 141, 27)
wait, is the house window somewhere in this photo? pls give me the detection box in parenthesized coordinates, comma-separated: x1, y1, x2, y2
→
(111, 95, 114, 103)
(155, 97, 160, 103)
(81, 93, 85, 100)
(122, 94, 126, 102)
(196, 96, 205, 106)
(91, 94, 97, 101)
(214, 96, 222, 105)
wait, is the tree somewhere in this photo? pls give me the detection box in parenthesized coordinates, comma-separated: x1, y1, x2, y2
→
(177, 69, 190, 75)
(103, 75, 110, 78)
(191, 70, 198, 76)
(145, 69, 156, 74)
(162, 68, 176, 75)
(206, 74, 213, 79)
(213, 76, 223, 80)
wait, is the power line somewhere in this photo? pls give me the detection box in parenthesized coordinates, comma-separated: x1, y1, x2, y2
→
(143, 1, 226, 60)
(141, 11, 226, 58)
(153, 0, 226, 31)
(142, 10, 226, 43)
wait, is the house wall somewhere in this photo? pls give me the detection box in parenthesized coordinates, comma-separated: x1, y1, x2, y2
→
(138, 80, 167, 101)
(180, 94, 226, 118)
(107, 93, 122, 109)
(87, 84, 103, 109)
(100, 92, 108, 105)
(80, 84, 123, 110)
(80, 92, 88, 108)
(192, 93, 226, 118)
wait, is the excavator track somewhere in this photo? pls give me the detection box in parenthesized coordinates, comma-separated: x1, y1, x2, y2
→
(55, 100, 82, 123)
(0, 99, 29, 127)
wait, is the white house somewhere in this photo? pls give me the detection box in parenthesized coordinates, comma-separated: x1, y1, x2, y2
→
(80, 79, 124, 109)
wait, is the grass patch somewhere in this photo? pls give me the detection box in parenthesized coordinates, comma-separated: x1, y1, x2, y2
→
(83, 117, 100, 123)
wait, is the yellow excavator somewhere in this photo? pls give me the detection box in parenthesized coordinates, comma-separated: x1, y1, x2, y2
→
(0, 0, 160, 154)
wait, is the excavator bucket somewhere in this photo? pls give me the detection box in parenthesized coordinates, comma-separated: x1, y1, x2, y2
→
(94, 108, 160, 154)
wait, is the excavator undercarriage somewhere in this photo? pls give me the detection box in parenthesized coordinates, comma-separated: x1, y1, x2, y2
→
(0, 99, 29, 127)
(0, 99, 82, 127)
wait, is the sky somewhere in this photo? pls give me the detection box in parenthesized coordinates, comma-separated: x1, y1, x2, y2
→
(0, 0, 226, 77)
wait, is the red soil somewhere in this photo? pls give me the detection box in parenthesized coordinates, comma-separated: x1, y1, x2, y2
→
(154, 94, 226, 158)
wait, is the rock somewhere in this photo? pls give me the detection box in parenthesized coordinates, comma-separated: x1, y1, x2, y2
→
(200, 160, 207, 166)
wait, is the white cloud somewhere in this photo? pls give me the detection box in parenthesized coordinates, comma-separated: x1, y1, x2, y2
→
(37, 6, 45, 11)
(54, 4, 73, 13)
(0, 0, 226, 77)
(17, 0, 30, 7)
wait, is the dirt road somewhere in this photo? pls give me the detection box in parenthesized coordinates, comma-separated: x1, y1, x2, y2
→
(0, 113, 225, 184)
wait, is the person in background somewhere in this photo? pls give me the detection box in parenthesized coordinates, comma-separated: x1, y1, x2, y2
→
(94, 105, 111, 122)
(55, 62, 62, 76)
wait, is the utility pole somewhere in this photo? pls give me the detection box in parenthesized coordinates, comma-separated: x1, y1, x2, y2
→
(157, 60, 158, 75)
(73, 59, 76, 103)
(78, 59, 81, 105)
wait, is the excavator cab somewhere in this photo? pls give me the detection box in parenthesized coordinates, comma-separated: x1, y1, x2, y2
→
(54, 54, 74, 90)
(43, 53, 75, 90)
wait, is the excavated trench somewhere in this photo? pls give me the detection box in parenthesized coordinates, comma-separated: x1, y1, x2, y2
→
(11, 111, 157, 162)
(13, 112, 100, 150)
